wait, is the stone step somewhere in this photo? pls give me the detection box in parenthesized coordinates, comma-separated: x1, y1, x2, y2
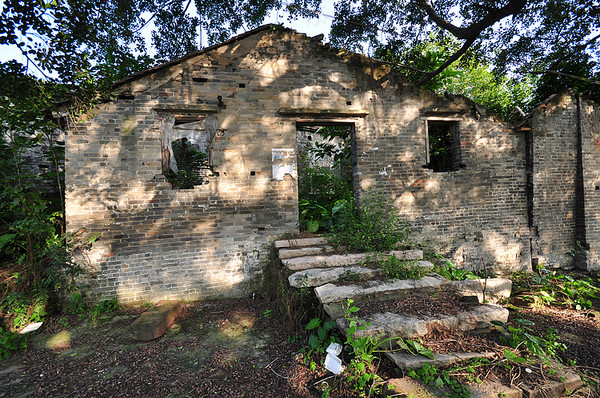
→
(317, 272, 441, 318)
(282, 249, 424, 271)
(278, 245, 335, 259)
(274, 237, 328, 249)
(288, 266, 382, 288)
(316, 276, 512, 319)
(385, 351, 496, 370)
(446, 278, 512, 304)
(336, 303, 509, 340)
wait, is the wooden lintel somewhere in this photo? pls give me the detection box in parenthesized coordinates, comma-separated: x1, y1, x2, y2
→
(153, 104, 219, 113)
(278, 107, 369, 117)
(421, 110, 467, 117)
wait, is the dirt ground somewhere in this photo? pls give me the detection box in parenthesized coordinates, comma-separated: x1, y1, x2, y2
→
(1, 292, 599, 397)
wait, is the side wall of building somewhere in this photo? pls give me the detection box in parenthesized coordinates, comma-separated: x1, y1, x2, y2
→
(529, 94, 600, 270)
(582, 98, 600, 270)
(66, 27, 532, 303)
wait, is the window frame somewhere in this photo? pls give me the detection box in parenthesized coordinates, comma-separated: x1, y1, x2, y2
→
(424, 117, 462, 172)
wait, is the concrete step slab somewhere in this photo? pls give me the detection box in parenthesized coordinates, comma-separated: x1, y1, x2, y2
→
(274, 237, 328, 248)
(336, 304, 509, 340)
(385, 350, 496, 370)
(518, 362, 582, 398)
(469, 381, 523, 398)
(130, 300, 183, 341)
(384, 377, 523, 398)
(316, 276, 512, 319)
(278, 245, 335, 259)
(288, 266, 382, 288)
(282, 249, 424, 271)
(447, 278, 512, 304)
(317, 273, 445, 319)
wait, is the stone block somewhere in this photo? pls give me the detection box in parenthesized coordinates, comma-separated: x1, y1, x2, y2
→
(274, 237, 328, 248)
(385, 351, 496, 370)
(470, 381, 522, 398)
(288, 266, 381, 288)
(130, 301, 183, 341)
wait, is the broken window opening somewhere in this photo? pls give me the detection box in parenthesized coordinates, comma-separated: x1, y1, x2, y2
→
(166, 138, 210, 189)
(296, 123, 355, 232)
(425, 120, 463, 172)
(161, 115, 217, 189)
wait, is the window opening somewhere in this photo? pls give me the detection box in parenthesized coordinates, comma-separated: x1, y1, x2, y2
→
(296, 123, 354, 233)
(166, 137, 210, 189)
(161, 115, 216, 189)
(425, 120, 462, 172)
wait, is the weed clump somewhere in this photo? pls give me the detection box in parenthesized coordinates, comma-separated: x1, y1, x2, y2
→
(328, 191, 409, 252)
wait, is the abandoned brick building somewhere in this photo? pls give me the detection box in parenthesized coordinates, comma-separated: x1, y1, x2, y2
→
(65, 25, 600, 303)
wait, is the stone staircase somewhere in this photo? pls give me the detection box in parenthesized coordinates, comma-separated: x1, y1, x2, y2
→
(275, 237, 512, 369)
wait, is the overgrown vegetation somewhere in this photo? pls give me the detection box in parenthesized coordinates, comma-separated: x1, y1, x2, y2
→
(0, 63, 93, 360)
(512, 264, 600, 310)
(165, 138, 210, 189)
(363, 254, 430, 281)
(297, 126, 354, 233)
(328, 192, 410, 253)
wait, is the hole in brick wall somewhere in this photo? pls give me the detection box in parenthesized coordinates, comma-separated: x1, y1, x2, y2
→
(165, 137, 210, 189)
(192, 77, 209, 83)
(250, 170, 256, 176)
(239, 83, 246, 88)
(117, 92, 135, 100)
(213, 172, 220, 177)
(424, 120, 464, 172)
(346, 100, 352, 105)
(596, 186, 599, 190)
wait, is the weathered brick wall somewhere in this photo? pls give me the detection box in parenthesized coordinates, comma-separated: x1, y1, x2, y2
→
(352, 89, 531, 275)
(67, 25, 534, 303)
(528, 95, 579, 268)
(581, 98, 600, 270)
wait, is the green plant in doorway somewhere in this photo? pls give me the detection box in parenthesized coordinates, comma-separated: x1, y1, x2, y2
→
(329, 191, 410, 252)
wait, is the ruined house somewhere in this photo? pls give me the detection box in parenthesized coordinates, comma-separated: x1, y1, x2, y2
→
(65, 25, 600, 303)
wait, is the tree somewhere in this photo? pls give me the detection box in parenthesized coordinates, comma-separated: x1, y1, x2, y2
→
(376, 32, 537, 116)
(329, 0, 599, 90)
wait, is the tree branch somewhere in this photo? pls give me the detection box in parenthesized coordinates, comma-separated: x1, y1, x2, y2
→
(416, 0, 464, 38)
(416, 37, 475, 86)
(549, 31, 600, 70)
(413, 0, 528, 86)
(527, 70, 600, 86)
(417, 0, 527, 40)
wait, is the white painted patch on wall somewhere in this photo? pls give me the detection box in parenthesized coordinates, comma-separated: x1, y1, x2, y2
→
(272, 148, 297, 180)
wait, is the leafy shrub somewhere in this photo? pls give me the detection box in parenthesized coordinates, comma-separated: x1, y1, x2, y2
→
(0, 328, 27, 361)
(435, 260, 480, 281)
(329, 191, 409, 252)
(304, 316, 341, 368)
(512, 265, 600, 310)
(0, 64, 84, 333)
(166, 138, 209, 189)
(297, 153, 353, 233)
(91, 298, 118, 320)
(380, 256, 429, 280)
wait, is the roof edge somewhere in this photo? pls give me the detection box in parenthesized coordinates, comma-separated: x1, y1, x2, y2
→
(113, 24, 287, 88)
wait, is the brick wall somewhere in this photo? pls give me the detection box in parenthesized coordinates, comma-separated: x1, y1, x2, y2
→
(581, 97, 600, 270)
(527, 93, 600, 270)
(67, 26, 538, 303)
(352, 89, 531, 275)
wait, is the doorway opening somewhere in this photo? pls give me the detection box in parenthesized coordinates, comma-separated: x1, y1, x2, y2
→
(296, 123, 355, 233)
